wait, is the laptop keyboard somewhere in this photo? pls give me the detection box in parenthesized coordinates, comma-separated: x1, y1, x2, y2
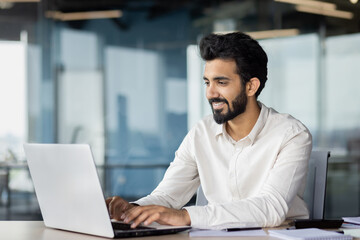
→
(112, 221, 154, 230)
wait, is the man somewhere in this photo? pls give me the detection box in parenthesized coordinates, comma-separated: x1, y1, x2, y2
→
(106, 32, 312, 229)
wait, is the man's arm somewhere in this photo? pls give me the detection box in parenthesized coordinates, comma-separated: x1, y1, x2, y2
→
(107, 129, 199, 224)
(131, 128, 200, 209)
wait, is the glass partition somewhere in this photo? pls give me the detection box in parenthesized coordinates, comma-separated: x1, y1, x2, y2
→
(259, 34, 319, 136)
(323, 33, 360, 218)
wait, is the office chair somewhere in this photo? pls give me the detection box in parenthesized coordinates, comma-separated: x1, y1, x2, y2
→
(303, 150, 330, 219)
(195, 150, 330, 220)
(0, 170, 8, 205)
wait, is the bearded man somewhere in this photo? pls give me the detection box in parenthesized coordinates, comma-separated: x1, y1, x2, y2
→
(107, 32, 312, 230)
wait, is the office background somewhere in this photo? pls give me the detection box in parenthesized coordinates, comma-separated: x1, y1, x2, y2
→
(0, 0, 359, 220)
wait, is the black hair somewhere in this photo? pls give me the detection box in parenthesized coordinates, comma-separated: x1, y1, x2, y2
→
(199, 32, 268, 97)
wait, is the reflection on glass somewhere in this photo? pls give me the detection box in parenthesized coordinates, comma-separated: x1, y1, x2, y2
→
(105, 46, 187, 198)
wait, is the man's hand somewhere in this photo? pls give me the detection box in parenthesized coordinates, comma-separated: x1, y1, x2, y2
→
(106, 196, 136, 220)
(121, 205, 191, 228)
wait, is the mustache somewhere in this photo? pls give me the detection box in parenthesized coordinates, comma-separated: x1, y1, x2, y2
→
(208, 98, 229, 105)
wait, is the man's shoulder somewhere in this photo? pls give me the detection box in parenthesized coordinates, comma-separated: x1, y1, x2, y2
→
(266, 106, 310, 134)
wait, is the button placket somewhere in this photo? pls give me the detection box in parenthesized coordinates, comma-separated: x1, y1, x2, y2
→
(233, 139, 251, 199)
(228, 144, 243, 200)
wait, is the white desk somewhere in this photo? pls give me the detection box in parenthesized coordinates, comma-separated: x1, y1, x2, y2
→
(0, 221, 276, 240)
(1, 221, 359, 240)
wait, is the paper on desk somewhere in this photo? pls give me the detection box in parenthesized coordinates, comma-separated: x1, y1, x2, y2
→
(343, 217, 360, 225)
(341, 223, 360, 229)
(269, 228, 352, 240)
(189, 229, 267, 237)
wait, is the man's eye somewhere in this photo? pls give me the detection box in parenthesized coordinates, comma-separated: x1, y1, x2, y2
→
(218, 81, 226, 85)
(204, 82, 209, 86)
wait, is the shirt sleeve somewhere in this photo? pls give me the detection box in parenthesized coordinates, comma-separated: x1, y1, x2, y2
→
(184, 128, 312, 229)
(133, 129, 200, 209)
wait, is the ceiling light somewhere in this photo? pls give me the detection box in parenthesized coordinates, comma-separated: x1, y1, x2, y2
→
(349, 0, 358, 4)
(245, 29, 300, 40)
(214, 29, 300, 39)
(295, 5, 354, 19)
(275, 0, 336, 10)
(46, 10, 122, 21)
(0, 2, 14, 9)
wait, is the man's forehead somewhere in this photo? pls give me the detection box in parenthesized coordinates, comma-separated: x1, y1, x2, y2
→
(204, 59, 238, 75)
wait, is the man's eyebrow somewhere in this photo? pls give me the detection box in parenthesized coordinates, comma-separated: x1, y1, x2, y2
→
(213, 76, 230, 81)
(203, 76, 231, 81)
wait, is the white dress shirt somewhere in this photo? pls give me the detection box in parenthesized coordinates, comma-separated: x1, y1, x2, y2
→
(134, 102, 312, 229)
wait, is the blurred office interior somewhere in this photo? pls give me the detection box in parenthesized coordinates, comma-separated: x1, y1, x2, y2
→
(0, 0, 359, 220)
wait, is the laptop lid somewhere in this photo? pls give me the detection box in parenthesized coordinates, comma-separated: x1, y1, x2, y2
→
(24, 143, 115, 238)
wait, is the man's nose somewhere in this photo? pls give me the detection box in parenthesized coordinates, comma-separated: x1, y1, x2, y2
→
(206, 83, 220, 99)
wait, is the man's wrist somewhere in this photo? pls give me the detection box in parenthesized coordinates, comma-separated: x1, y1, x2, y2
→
(181, 209, 191, 225)
(130, 203, 139, 209)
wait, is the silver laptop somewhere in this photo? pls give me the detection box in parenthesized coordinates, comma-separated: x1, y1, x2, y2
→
(24, 143, 190, 238)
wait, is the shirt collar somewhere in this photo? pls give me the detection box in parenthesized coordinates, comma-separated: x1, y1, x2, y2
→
(214, 101, 269, 144)
(247, 102, 268, 144)
(215, 121, 224, 137)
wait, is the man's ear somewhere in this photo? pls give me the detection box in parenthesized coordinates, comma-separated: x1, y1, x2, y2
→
(246, 77, 260, 97)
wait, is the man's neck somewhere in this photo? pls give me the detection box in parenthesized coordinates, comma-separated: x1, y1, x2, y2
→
(225, 100, 261, 142)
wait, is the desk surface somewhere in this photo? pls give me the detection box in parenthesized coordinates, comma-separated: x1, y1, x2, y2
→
(0, 221, 275, 240)
(1, 221, 359, 240)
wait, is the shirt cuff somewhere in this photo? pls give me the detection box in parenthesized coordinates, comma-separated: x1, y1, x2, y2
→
(183, 205, 209, 229)
(131, 198, 151, 206)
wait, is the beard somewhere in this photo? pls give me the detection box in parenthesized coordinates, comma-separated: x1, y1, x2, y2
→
(209, 89, 248, 124)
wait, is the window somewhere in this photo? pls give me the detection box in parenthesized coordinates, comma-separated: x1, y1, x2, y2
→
(0, 40, 27, 162)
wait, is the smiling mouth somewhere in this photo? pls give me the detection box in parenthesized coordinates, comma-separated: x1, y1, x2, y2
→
(212, 102, 226, 109)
